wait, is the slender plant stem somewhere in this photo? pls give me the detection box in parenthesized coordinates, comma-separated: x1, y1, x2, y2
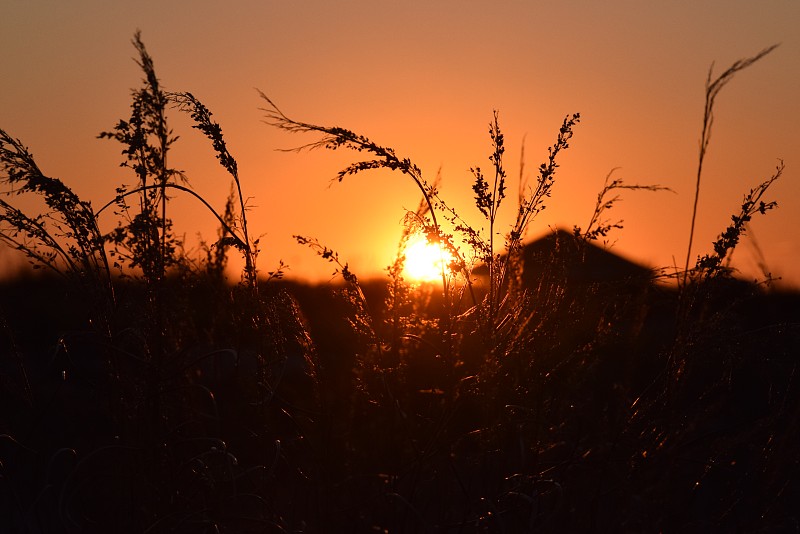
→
(682, 44, 778, 287)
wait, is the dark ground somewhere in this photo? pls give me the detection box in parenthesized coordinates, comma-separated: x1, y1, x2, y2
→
(1, 265, 799, 532)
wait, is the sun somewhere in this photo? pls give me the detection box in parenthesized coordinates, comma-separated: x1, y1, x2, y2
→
(403, 235, 454, 282)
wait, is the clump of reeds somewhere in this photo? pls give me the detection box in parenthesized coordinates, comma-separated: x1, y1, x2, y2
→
(256, 43, 792, 531)
(0, 32, 314, 532)
(0, 129, 115, 333)
(261, 95, 581, 349)
(1, 32, 794, 532)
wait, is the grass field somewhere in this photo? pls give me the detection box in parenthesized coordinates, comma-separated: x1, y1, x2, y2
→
(1, 35, 798, 532)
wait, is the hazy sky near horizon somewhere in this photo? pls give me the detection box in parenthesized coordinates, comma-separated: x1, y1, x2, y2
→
(2, 2, 799, 287)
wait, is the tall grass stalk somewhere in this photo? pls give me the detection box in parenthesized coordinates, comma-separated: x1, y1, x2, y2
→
(98, 31, 182, 287)
(471, 111, 507, 322)
(682, 44, 779, 287)
(170, 91, 259, 288)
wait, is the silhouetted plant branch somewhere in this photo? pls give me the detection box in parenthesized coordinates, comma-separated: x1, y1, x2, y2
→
(471, 111, 507, 322)
(98, 31, 183, 285)
(695, 160, 782, 279)
(96, 183, 247, 251)
(170, 92, 258, 287)
(293, 234, 379, 356)
(574, 168, 673, 244)
(0, 129, 114, 316)
(492, 112, 580, 332)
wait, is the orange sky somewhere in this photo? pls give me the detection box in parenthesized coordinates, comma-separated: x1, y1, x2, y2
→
(2, 2, 799, 288)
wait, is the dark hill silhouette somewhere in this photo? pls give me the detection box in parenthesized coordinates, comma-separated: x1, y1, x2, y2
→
(469, 227, 664, 345)
(504, 227, 653, 286)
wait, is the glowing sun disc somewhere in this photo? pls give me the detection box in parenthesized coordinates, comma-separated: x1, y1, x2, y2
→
(403, 236, 453, 282)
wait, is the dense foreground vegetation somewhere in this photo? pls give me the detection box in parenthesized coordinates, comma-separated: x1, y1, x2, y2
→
(1, 35, 798, 532)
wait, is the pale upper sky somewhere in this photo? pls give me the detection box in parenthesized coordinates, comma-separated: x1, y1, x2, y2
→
(2, 1, 799, 287)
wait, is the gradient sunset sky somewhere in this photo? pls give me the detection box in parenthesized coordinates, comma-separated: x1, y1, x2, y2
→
(2, 2, 799, 287)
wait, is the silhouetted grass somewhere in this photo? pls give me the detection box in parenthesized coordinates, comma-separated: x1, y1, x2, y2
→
(1, 36, 797, 533)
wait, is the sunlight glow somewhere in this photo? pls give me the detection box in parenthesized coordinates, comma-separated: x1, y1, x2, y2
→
(403, 235, 454, 282)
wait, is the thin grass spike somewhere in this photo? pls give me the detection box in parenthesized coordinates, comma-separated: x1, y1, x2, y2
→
(682, 44, 779, 287)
